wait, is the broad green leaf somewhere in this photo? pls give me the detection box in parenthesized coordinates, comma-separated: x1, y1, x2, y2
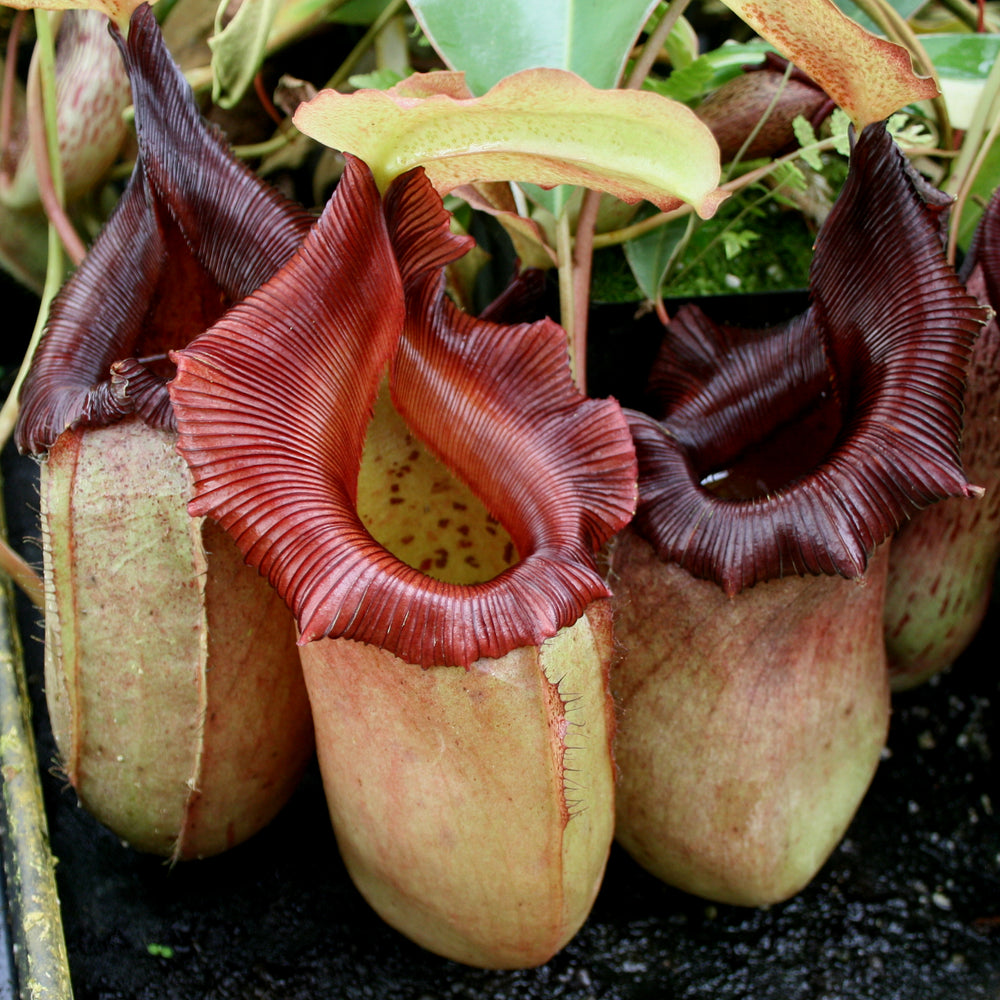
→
(920, 34, 1000, 129)
(407, 0, 659, 95)
(294, 68, 726, 216)
(331, 0, 391, 23)
(832, 0, 927, 35)
(209, 0, 280, 109)
(921, 33, 1000, 79)
(956, 135, 1000, 251)
(623, 213, 690, 301)
(721, 0, 939, 127)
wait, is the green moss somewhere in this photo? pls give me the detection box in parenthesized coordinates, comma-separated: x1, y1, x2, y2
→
(663, 201, 815, 298)
(594, 196, 820, 305)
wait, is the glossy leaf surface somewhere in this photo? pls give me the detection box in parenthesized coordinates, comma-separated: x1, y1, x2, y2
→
(919, 33, 1000, 129)
(292, 68, 725, 215)
(209, 0, 281, 109)
(408, 0, 658, 94)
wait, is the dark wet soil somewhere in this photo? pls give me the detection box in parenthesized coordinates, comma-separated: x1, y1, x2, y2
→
(3, 436, 999, 1000)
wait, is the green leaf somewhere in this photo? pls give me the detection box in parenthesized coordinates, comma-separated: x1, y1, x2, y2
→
(720, 0, 939, 127)
(920, 32, 1000, 80)
(209, 0, 281, 109)
(720, 228, 759, 259)
(662, 14, 699, 70)
(792, 116, 824, 170)
(920, 33, 1000, 129)
(769, 160, 808, 194)
(644, 40, 773, 105)
(650, 58, 716, 104)
(623, 213, 690, 301)
(830, 108, 853, 157)
(832, 0, 928, 35)
(348, 68, 405, 90)
(407, 0, 659, 94)
(294, 68, 726, 215)
(331, 0, 393, 23)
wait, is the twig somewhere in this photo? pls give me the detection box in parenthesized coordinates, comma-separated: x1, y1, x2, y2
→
(948, 96, 1000, 264)
(27, 11, 87, 265)
(724, 60, 795, 182)
(320, 0, 408, 92)
(592, 135, 845, 250)
(560, 0, 693, 391)
(935, 0, 1000, 32)
(0, 538, 43, 608)
(568, 190, 602, 392)
(555, 211, 580, 385)
(0, 10, 26, 186)
(944, 36, 1000, 262)
(0, 219, 59, 450)
(624, 0, 693, 90)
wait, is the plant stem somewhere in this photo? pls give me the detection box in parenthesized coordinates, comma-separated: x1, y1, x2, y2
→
(568, 189, 602, 392)
(947, 96, 1000, 263)
(625, 0, 693, 89)
(0, 11, 26, 188)
(556, 0, 694, 393)
(556, 210, 581, 388)
(28, 11, 86, 265)
(0, 220, 60, 451)
(592, 135, 844, 250)
(943, 35, 1000, 261)
(723, 60, 794, 183)
(321, 0, 409, 92)
(268, 0, 359, 53)
(935, 0, 1000, 32)
(0, 539, 43, 609)
(0, 19, 67, 454)
(667, 178, 793, 288)
(234, 131, 298, 160)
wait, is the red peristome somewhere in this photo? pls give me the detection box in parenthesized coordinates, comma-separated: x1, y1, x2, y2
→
(884, 187, 1000, 685)
(15, 3, 312, 456)
(630, 122, 986, 595)
(171, 158, 637, 668)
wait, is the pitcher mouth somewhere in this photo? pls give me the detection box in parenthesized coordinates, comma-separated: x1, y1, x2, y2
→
(626, 122, 986, 597)
(14, 3, 313, 458)
(169, 157, 637, 668)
